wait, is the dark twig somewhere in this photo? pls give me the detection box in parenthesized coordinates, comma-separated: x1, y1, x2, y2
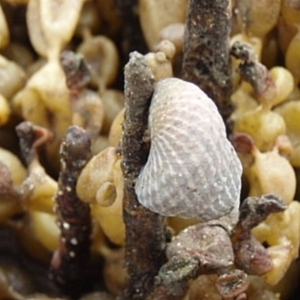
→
(181, 0, 233, 129)
(231, 194, 286, 275)
(230, 41, 276, 105)
(60, 50, 103, 141)
(120, 52, 168, 299)
(49, 126, 92, 297)
(60, 50, 91, 97)
(16, 121, 53, 166)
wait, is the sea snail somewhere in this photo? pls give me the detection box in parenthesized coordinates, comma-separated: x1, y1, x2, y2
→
(135, 78, 243, 223)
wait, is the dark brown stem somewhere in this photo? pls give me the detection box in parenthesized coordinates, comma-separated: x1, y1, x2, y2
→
(60, 50, 91, 96)
(49, 126, 92, 297)
(120, 52, 168, 300)
(60, 50, 102, 140)
(231, 194, 286, 276)
(230, 41, 276, 105)
(16, 121, 53, 166)
(181, 0, 233, 130)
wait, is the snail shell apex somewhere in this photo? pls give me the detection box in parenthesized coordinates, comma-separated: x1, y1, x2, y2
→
(135, 78, 242, 222)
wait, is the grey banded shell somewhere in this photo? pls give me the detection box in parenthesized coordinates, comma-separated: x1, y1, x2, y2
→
(135, 78, 242, 222)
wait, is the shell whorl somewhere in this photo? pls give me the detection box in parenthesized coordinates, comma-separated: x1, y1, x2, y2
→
(135, 78, 242, 222)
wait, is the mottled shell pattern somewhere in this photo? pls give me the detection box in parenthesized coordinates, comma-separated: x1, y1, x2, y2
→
(135, 78, 242, 222)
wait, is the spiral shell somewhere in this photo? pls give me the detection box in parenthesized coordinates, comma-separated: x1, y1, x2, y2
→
(135, 78, 242, 222)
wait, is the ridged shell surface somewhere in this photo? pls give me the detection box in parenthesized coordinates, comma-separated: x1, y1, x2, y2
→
(135, 78, 242, 221)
